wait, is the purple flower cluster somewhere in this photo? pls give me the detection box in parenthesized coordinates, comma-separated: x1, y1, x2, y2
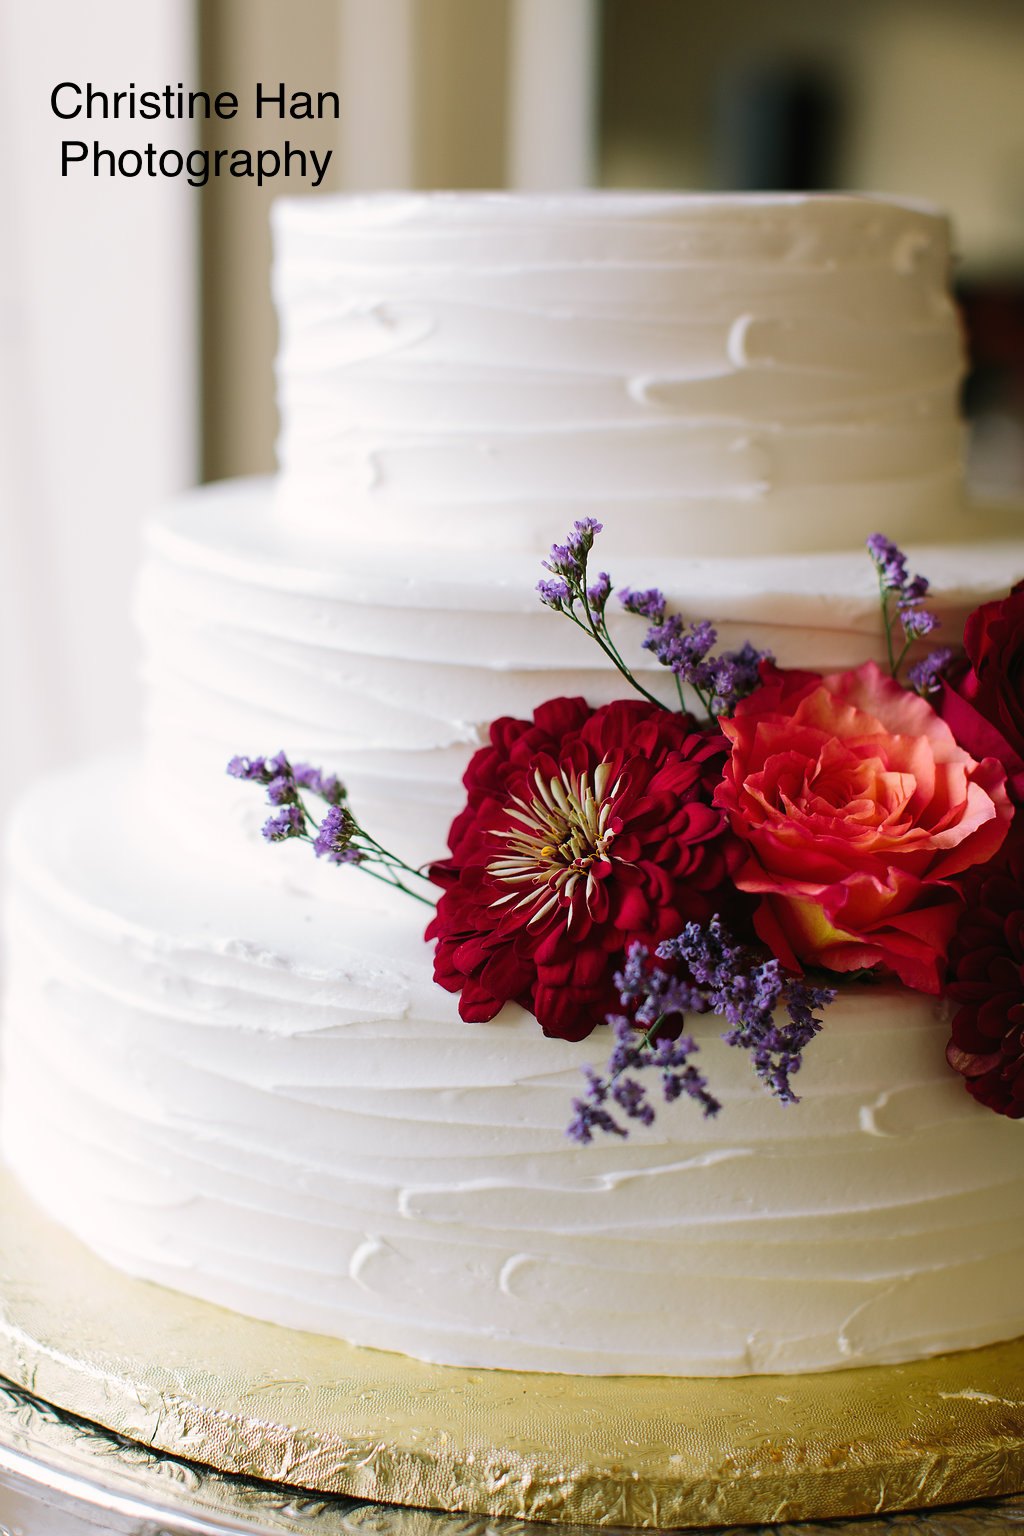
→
(619, 588, 768, 716)
(586, 571, 612, 611)
(567, 916, 836, 1143)
(537, 524, 678, 712)
(312, 802, 364, 865)
(536, 576, 571, 610)
(538, 523, 771, 719)
(537, 519, 605, 615)
(545, 517, 603, 572)
(907, 646, 954, 696)
(227, 751, 433, 902)
(227, 752, 350, 846)
(617, 587, 665, 622)
(227, 752, 337, 844)
(658, 917, 835, 1104)
(866, 533, 946, 689)
(262, 805, 305, 841)
(567, 1021, 722, 1144)
(613, 941, 705, 1025)
(636, 611, 717, 676)
(865, 532, 921, 595)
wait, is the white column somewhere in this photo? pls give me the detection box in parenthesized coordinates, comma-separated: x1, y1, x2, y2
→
(507, 0, 598, 190)
(337, 0, 416, 188)
(0, 0, 196, 819)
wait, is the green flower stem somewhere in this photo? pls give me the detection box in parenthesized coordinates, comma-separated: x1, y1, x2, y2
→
(876, 574, 920, 683)
(354, 864, 436, 906)
(293, 794, 436, 907)
(589, 605, 636, 678)
(564, 601, 670, 712)
(355, 833, 436, 890)
(640, 1014, 670, 1048)
(602, 1012, 671, 1093)
(559, 547, 673, 713)
(878, 572, 898, 677)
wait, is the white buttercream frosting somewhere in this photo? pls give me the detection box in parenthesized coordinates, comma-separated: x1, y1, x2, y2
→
(4, 192, 1024, 1377)
(4, 758, 1024, 1376)
(273, 192, 968, 557)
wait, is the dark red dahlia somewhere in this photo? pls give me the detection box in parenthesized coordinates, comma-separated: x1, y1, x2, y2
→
(426, 696, 744, 1041)
(946, 844, 1024, 1118)
(939, 581, 1024, 806)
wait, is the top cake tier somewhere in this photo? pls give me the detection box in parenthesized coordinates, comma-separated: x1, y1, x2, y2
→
(272, 191, 966, 558)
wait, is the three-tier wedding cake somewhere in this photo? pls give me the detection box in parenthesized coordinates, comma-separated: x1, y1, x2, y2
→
(3, 192, 1023, 1377)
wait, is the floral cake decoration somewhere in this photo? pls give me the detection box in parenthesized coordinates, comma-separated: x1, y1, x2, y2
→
(229, 526, 1024, 1131)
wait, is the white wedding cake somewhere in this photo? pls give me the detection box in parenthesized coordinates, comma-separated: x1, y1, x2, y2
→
(3, 192, 1024, 1376)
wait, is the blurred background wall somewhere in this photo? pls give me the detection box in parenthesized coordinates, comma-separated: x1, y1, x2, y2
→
(0, 0, 194, 814)
(3, 0, 1024, 828)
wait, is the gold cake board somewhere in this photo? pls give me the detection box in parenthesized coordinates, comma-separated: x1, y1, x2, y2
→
(1, 1167, 1022, 1529)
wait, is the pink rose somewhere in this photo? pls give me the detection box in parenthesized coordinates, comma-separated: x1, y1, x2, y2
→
(714, 661, 1012, 993)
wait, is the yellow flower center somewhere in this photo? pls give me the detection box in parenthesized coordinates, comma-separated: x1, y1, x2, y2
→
(487, 760, 621, 925)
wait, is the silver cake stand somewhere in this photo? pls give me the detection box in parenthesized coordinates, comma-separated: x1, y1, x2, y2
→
(3, 1376, 1024, 1536)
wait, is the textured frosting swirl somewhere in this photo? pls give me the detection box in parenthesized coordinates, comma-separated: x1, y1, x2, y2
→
(273, 192, 967, 557)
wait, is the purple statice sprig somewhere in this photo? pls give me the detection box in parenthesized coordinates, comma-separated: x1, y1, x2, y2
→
(539, 520, 670, 712)
(567, 1016, 721, 1143)
(866, 534, 947, 692)
(567, 948, 721, 1144)
(539, 521, 770, 719)
(227, 752, 435, 906)
(658, 917, 835, 1105)
(568, 919, 835, 1142)
(618, 593, 768, 717)
(907, 645, 954, 697)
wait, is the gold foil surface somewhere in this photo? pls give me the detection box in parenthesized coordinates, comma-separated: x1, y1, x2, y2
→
(2, 1166, 1023, 1529)
(3, 1379, 1024, 1536)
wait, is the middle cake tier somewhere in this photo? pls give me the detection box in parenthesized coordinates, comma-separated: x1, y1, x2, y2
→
(138, 477, 1024, 881)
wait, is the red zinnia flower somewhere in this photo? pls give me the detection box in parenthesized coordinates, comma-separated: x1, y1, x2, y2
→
(946, 845, 1024, 1118)
(426, 696, 742, 1041)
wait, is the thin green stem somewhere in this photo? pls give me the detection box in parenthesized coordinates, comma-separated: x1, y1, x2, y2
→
(357, 864, 435, 906)
(878, 574, 898, 677)
(592, 606, 639, 679)
(559, 550, 672, 713)
(604, 1012, 670, 1091)
(293, 793, 436, 904)
(357, 827, 433, 879)
(566, 600, 670, 712)
(640, 1014, 669, 1049)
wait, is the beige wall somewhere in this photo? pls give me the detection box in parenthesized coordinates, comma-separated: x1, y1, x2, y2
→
(600, 0, 1024, 276)
(200, 0, 341, 481)
(417, 0, 509, 191)
(847, 2, 1024, 274)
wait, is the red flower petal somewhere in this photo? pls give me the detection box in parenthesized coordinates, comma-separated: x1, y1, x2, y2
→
(426, 696, 743, 1040)
(945, 844, 1024, 1115)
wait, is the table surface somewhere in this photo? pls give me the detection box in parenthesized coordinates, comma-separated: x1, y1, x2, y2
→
(3, 1376, 1024, 1536)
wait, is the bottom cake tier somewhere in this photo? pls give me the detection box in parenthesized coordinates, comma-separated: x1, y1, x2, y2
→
(2, 755, 1024, 1377)
(3, 1162, 1024, 1527)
